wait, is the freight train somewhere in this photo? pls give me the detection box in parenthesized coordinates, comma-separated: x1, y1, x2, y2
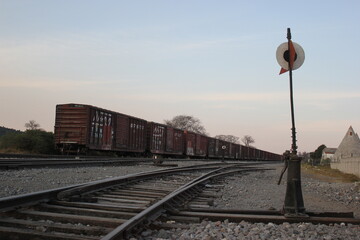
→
(54, 103, 281, 161)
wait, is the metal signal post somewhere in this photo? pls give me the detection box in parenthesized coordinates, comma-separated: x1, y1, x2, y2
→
(277, 28, 306, 217)
(287, 28, 298, 155)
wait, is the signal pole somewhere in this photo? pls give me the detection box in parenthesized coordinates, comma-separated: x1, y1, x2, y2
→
(277, 28, 307, 217)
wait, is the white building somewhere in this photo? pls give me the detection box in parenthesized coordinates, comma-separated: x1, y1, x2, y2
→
(321, 148, 337, 164)
(333, 126, 360, 161)
(331, 126, 360, 177)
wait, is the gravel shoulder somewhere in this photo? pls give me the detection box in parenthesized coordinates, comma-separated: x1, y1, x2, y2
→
(145, 162, 360, 240)
(213, 163, 360, 217)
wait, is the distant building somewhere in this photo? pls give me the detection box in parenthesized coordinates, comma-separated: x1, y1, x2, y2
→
(333, 126, 360, 161)
(321, 148, 337, 164)
(331, 126, 360, 177)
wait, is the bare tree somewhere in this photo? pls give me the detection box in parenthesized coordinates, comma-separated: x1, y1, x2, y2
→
(164, 115, 207, 135)
(241, 135, 255, 147)
(215, 135, 239, 143)
(25, 120, 40, 130)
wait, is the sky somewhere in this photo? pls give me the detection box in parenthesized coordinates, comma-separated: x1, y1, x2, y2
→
(1, 0, 360, 154)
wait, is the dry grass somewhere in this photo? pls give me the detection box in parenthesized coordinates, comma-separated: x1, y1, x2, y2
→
(0, 148, 29, 154)
(302, 163, 360, 183)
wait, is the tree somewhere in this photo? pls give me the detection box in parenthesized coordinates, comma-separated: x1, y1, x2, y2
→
(164, 115, 207, 135)
(0, 129, 55, 154)
(241, 135, 255, 147)
(310, 144, 326, 165)
(25, 120, 40, 130)
(215, 135, 239, 143)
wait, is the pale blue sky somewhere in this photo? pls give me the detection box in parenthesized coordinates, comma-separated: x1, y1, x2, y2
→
(1, 1, 359, 153)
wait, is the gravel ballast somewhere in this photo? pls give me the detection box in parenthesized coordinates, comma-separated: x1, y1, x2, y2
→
(1, 161, 359, 239)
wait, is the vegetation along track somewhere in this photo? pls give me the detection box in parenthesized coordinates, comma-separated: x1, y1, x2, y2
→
(0, 162, 262, 240)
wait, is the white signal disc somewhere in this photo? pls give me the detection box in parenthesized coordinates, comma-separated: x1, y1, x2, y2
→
(276, 42, 305, 70)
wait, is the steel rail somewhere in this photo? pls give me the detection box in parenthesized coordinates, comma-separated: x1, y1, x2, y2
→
(101, 164, 263, 239)
(0, 163, 256, 240)
(56, 163, 248, 200)
(0, 163, 238, 212)
(174, 210, 360, 225)
(0, 157, 151, 169)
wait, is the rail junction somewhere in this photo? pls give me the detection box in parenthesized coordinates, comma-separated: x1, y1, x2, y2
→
(0, 162, 359, 240)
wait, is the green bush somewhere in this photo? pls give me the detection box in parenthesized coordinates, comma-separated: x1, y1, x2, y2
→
(0, 130, 55, 154)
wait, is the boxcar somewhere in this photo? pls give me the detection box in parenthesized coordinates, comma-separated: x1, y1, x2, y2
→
(208, 138, 231, 159)
(207, 137, 217, 158)
(240, 145, 248, 159)
(54, 103, 147, 154)
(248, 147, 255, 159)
(183, 131, 208, 158)
(147, 122, 184, 156)
(54, 104, 89, 152)
(115, 112, 147, 153)
(184, 131, 196, 157)
(235, 144, 241, 159)
(195, 134, 208, 157)
(220, 140, 230, 159)
(229, 143, 240, 159)
(55, 103, 282, 161)
(165, 126, 185, 156)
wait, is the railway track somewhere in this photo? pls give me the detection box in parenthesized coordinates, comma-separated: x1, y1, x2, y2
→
(0, 163, 262, 239)
(0, 156, 153, 169)
(0, 153, 277, 169)
(1, 162, 359, 239)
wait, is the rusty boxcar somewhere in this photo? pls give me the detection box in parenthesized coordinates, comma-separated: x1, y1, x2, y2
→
(184, 131, 196, 157)
(147, 122, 184, 156)
(165, 126, 185, 155)
(208, 138, 231, 159)
(54, 103, 282, 161)
(195, 134, 208, 157)
(184, 132, 209, 158)
(229, 143, 239, 159)
(54, 104, 147, 154)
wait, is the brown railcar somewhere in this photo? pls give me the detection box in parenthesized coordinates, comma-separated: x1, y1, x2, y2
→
(54, 103, 282, 161)
(241, 145, 249, 159)
(229, 143, 240, 159)
(195, 134, 208, 157)
(54, 104, 147, 154)
(147, 122, 185, 156)
(166, 127, 185, 155)
(207, 137, 217, 158)
(218, 140, 230, 158)
(184, 131, 196, 156)
(115, 113, 147, 153)
(248, 147, 255, 159)
(208, 138, 232, 159)
(54, 104, 89, 152)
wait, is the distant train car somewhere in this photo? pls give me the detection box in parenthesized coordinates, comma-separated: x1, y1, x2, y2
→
(229, 143, 240, 159)
(147, 122, 184, 157)
(208, 137, 222, 158)
(184, 131, 196, 157)
(241, 145, 249, 159)
(165, 126, 185, 156)
(221, 141, 231, 159)
(54, 103, 147, 154)
(207, 137, 217, 158)
(207, 137, 231, 159)
(195, 134, 208, 157)
(114, 112, 147, 153)
(183, 131, 208, 158)
(55, 103, 282, 161)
